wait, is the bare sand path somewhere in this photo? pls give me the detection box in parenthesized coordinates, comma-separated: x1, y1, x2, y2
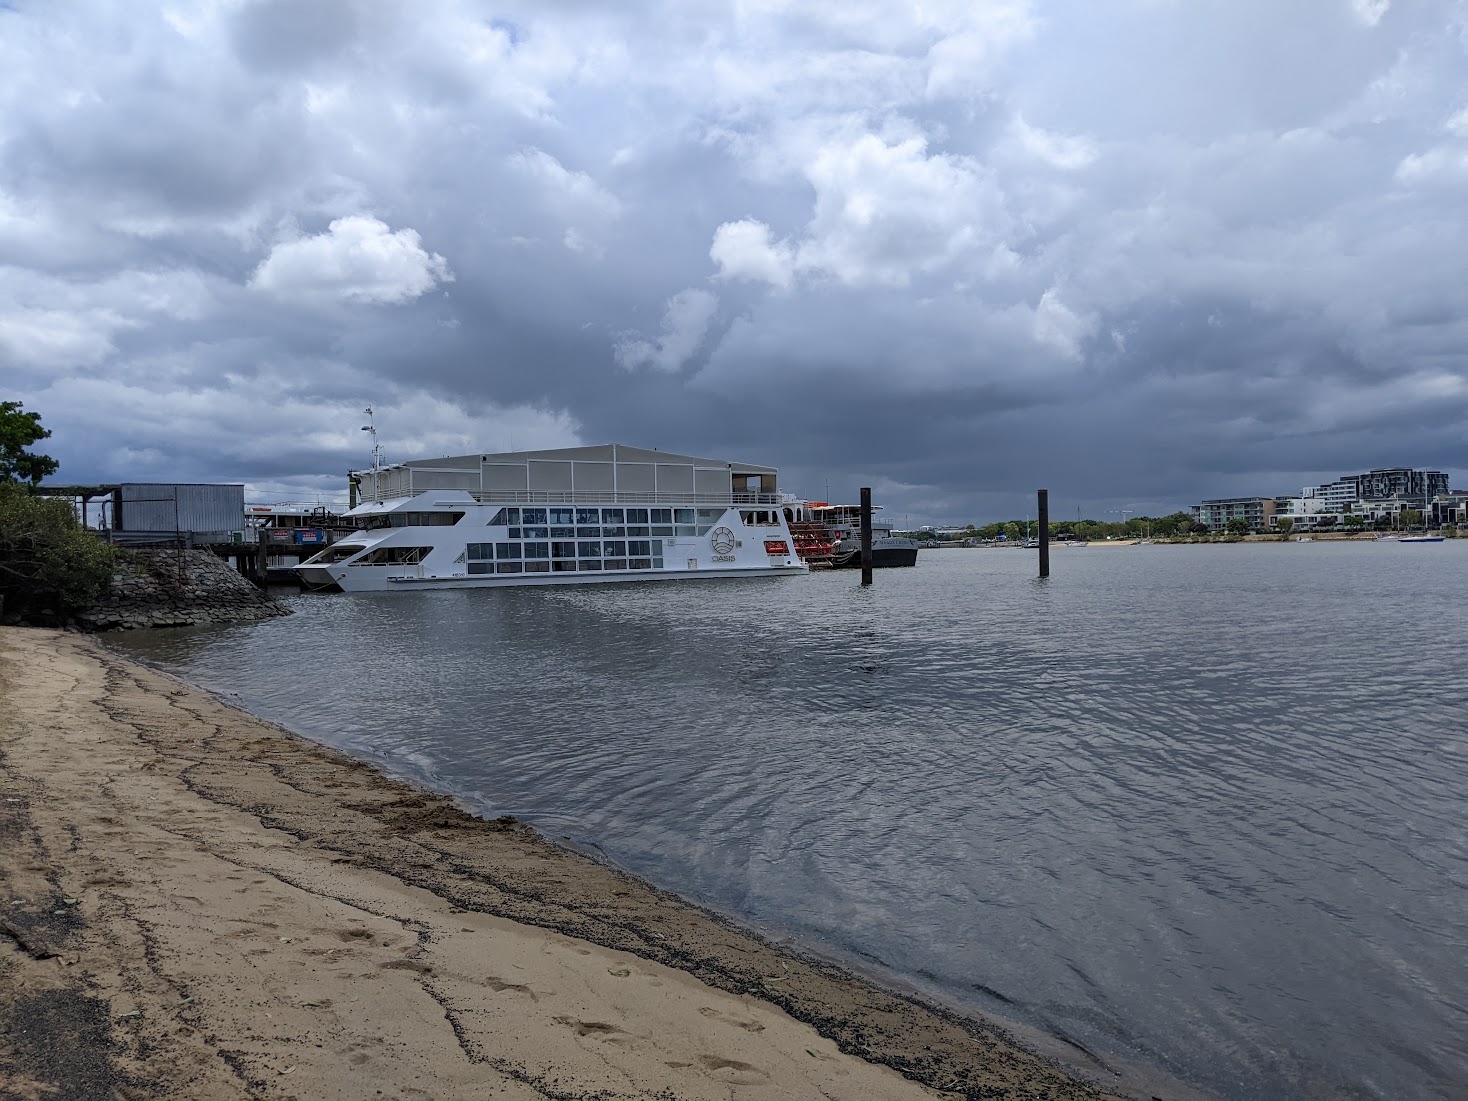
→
(0, 627, 1121, 1101)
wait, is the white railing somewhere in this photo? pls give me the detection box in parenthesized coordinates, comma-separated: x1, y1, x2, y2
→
(363, 490, 782, 507)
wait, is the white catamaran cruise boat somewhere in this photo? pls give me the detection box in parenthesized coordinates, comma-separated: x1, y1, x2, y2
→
(294, 445, 807, 592)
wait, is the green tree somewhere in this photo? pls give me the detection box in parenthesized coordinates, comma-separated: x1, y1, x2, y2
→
(1003, 521, 1022, 541)
(1344, 514, 1366, 529)
(1276, 517, 1294, 536)
(1401, 509, 1423, 530)
(0, 401, 60, 486)
(0, 481, 117, 622)
(1226, 518, 1250, 536)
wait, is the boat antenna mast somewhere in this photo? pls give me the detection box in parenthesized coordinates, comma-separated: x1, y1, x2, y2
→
(362, 407, 382, 474)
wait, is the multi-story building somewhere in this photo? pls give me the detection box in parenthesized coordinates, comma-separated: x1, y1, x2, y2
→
(1267, 468, 1452, 530)
(1202, 468, 1456, 532)
(1354, 468, 1449, 503)
(1193, 497, 1277, 532)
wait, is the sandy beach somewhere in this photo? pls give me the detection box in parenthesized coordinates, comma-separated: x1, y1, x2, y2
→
(0, 627, 1122, 1101)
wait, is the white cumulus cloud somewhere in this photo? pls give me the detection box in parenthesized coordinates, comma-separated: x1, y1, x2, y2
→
(250, 216, 453, 306)
(614, 289, 719, 372)
(710, 220, 796, 288)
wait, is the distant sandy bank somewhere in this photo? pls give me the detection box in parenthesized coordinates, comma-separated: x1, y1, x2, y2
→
(0, 628, 1125, 1101)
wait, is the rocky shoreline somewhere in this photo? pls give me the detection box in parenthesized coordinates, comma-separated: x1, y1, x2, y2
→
(79, 548, 290, 632)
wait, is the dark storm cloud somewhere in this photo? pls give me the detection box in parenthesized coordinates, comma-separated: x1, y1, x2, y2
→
(1, 0, 1465, 517)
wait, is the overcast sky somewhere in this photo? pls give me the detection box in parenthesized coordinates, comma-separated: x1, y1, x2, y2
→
(3, 0, 1466, 523)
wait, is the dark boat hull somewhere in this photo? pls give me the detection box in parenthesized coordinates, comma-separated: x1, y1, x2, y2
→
(830, 546, 919, 568)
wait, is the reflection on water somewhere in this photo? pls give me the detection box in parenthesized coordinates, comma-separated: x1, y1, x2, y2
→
(114, 543, 1468, 1100)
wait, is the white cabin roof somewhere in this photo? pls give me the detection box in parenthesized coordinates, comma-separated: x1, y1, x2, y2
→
(384, 444, 776, 474)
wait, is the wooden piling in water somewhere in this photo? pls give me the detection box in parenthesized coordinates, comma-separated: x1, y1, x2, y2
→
(860, 487, 873, 586)
(1038, 489, 1050, 578)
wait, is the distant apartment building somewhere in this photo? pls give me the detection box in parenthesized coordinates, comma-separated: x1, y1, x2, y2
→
(1199, 468, 1456, 532)
(1354, 468, 1449, 502)
(1193, 497, 1277, 532)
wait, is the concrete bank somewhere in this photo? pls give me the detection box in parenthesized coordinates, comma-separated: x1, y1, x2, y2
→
(0, 628, 1127, 1101)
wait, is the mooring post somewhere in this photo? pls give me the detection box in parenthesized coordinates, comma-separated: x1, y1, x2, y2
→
(860, 486, 874, 586)
(1038, 488, 1050, 578)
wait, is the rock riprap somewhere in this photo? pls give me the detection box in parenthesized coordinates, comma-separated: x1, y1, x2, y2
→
(81, 548, 290, 631)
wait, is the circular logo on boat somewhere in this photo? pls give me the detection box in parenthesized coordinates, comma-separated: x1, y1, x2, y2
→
(710, 526, 736, 555)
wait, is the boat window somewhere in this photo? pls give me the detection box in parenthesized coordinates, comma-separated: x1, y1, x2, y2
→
(625, 524, 649, 536)
(602, 523, 625, 536)
(506, 527, 521, 539)
(353, 546, 432, 565)
(576, 525, 601, 537)
(551, 525, 575, 538)
(307, 544, 365, 564)
(675, 508, 695, 524)
(603, 540, 627, 556)
(550, 507, 575, 525)
(576, 507, 600, 525)
(740, 510, 778, 526)
(651, 508, 672, 524)
(522, 508, 547, 524)
(467, 543, 492, 560)
(551, 541, 576, 559)
(604, 559, 627, 571)
(552, 560, 577, 572)
(626, 508, 649, 523)
(523, 525, 549, 538)
(524, 561, 550, 573)
(628, 558, 652, 570)
(386, 511, 463, 527)
(496, 542, 519, 560)
(523, 541, 549, 559)
(496, 563, 523, 574)
(578, 560, 602, 571)
(628, 540, 651, 556)
(602, 508, 625, 523)
(488, 508, 509, 525)
(577, 541, 602, 557)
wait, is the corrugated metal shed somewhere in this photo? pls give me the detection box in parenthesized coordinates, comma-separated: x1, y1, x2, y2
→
(118, 483, 245, 535)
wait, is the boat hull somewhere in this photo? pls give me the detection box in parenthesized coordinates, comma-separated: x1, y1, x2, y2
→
(828, 546, 920, 569)
(297, 562, 807, 593)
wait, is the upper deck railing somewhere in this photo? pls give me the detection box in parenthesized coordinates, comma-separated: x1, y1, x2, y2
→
(361, 489, 783, 508)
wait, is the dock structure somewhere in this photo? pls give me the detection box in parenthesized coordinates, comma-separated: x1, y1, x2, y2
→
(33, 483, 354, 587)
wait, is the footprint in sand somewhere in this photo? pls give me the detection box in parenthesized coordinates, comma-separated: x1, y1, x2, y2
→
(379, 959, 433, 975)
(697, 1054, 770, 1085)
(484, 977, 536, 999)
(697, 1006, 765, 1033)
(553, 1017, 631, 1044)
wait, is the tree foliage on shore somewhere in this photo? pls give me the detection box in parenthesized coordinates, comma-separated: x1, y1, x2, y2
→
(0, 401, 60, 485)
(947, 510, 1204, 541)
(0, 482, 118, 622)
(0, 405, 116, 623)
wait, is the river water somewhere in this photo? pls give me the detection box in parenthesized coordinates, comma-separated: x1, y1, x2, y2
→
(112, 542, 1468, 1100)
